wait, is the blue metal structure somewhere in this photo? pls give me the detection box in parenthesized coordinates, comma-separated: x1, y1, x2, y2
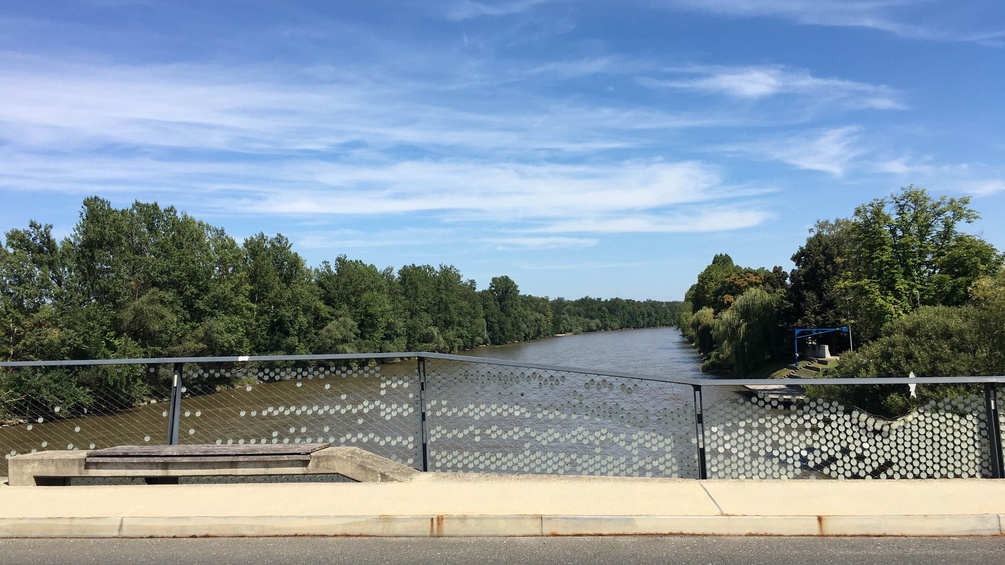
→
(794, 327, 851, 367)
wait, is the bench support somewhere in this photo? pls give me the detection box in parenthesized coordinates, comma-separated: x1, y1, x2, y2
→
(8, 445, 419, 486)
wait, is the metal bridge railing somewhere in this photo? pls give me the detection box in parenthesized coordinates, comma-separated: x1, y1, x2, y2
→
(2, 353, 1003, 480)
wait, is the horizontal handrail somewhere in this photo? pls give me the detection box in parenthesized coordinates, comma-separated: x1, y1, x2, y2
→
(2, 352, 1004, 387)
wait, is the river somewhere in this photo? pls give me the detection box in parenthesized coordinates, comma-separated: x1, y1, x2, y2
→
(460, 327, 706, 380)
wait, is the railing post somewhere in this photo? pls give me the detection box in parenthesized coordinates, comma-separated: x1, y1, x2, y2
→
(166, 363, 183, 445)
(984, 383, 1004, 478)
(417, 356, 429, 472)
(692, 384, 708, 480)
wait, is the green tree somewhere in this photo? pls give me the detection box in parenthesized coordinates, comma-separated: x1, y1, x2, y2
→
(523, 295, 553, 340)
(316, 256, 396, 353)
(688, 306, 716, 357)
(837, 185, 988, 340)
(485, 276, 523, 344)
(786, 220, 854, 351)
(0, 222, 66, 361)
(685, 253, 741, 313)
(926, 235, 1002, 307)
(819, 305, 1002, 417)
(811, 272, 1005, 417)
(244, 233, 321, 355)
(189, 227, 253, 356)
(431, 265, 487, 351)
(704, 288, 784, 374)
(396, 264, 437, 351)
(315, 315, 358, 354)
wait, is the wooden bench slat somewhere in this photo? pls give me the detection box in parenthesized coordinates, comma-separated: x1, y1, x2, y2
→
(87, 443, 330, 459)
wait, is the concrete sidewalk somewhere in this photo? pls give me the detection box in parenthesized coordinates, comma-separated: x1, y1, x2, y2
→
(1, 474, 1004, 537)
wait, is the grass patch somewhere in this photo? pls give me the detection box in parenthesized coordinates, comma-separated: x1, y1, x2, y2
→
(746, 359, 793, 379)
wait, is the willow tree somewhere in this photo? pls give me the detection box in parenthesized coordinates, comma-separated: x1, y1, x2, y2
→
(705, 288, 784, 375)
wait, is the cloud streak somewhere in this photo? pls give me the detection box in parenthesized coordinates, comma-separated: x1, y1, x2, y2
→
(258, 160, 727, 216)
(1, 141, 767, 236)
(873, 156, 1005, 198)
(645, 65, 904, 110)
(443, 0, 552, 21)
(651, 0, 1003, 42)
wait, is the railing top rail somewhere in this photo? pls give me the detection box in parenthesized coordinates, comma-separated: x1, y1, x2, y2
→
(0, 352, 421, 368)
(1, 352, 1003, 387)
(702, 376, 1005, 386)
(417, 352, 686, 384)
(416, 353, 1005, 386)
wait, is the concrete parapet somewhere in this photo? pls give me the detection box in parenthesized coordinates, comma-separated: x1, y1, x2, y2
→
(2, 469, 1004, 538)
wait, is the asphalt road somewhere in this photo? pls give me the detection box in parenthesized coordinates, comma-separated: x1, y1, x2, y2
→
(2, 537, 1004, 565)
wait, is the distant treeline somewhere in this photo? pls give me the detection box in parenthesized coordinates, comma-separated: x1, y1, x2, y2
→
(0, 197, 682, 418)
(1, 197, 683, 363)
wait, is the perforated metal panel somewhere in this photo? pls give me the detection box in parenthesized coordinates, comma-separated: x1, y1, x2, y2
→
(3, 357, 1004, 481)
(0, 365, 173, 474)
(423, 358, 698, 477)
(176, 362, 422, 467)
(998, 386, 1005, 466)
(703, 389, 992, 479)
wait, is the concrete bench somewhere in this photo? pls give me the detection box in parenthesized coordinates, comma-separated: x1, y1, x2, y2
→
(8, 444, 419, 486)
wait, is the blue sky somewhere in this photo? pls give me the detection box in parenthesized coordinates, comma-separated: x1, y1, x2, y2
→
(2, 1, 1004, 301)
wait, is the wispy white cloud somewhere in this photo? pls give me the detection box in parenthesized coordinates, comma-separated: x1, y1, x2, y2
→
(536, 208, 773, 233)
(960, 179, 1005, 197)
(0, 13, 912, 256)
(959, 27, 1005, 47)
(231, 160, 729, 219)
(484, 236, 599, 250)
(872, 156, 1005, 198)
(443, 0, 552, 21)
(517, 259, 665, 271)
(657, 0, 916, 32)
(643, 65, 904, 110)
(872, 154, 970, 177)
(297, 229, 448, 250)
(0, 148, 767, 235)
(650, 0, 1000, 42)
(723, 126, 865, 176)
(0, 0, 1000, 302)
(523, 56, 647, 79)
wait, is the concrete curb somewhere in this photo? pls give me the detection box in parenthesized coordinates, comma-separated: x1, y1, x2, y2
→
(1, 514, 1002, 538)
(3, 476, 1004, 538)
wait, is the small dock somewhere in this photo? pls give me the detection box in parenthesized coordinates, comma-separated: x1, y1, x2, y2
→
(739, 359, 838, 402)
(742, 382, 806, 402)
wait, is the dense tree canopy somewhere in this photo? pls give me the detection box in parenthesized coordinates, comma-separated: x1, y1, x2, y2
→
(0, 197, 683, 419)
(679, 186, 1004, 386)
(817, 270, 1005, 416)
(835, 186, 998, 340)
